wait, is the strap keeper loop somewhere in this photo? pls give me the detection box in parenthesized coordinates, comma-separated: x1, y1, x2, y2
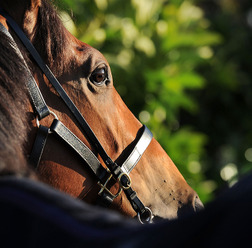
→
(118, 173, 131, 190)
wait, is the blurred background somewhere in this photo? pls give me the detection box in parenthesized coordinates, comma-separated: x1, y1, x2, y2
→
(55, 0, 252, 203)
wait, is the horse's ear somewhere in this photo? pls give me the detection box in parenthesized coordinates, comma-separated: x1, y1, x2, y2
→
(31, 0, 41, 7)
(23, 0, 41, 39)
(0, 0, 41, 38)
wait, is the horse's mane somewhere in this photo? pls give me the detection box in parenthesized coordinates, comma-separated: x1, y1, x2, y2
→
(0, 32, 32, 177)
(0, 0, 65, 177)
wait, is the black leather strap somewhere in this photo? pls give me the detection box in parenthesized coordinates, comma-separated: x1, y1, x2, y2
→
(29, 125, 49, 168)
(0, 21, 50, 120)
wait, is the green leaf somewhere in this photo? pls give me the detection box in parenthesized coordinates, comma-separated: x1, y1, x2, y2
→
(164, 31, 222, 50)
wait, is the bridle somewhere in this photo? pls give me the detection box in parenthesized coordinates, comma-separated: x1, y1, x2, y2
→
(0, 8, 154, 224)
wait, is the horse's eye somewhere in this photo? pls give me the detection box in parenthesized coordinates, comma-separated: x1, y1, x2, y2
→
(90, 67, 109, 86)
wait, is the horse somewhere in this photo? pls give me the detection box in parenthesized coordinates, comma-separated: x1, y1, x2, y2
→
(0, 0, 203, 222)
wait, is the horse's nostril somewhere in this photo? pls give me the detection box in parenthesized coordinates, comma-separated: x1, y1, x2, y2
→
(177, 193, 204, 218)
(194, 195, 204, 212)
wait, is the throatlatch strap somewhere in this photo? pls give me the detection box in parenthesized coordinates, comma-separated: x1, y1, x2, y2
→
(29, 125, 49, 168)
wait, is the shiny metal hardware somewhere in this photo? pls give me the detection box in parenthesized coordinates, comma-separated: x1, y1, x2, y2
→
(98, 173, 122, 199)
(137, 207, 153, 224)
(36, 110, 58, 129)
(118, 172, 132, 190)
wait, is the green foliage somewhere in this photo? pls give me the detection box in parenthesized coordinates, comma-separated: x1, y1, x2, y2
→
(56, 0, 252, 203)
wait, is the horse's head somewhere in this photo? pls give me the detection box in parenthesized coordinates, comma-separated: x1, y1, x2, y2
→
(0, 0, 203, 221)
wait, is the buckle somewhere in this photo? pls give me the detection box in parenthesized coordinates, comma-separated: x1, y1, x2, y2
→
(98, 173, 122, 199)
(118, 172, 131, 190)
(36, 110, 58, 134)
(137, 207, 153, 224)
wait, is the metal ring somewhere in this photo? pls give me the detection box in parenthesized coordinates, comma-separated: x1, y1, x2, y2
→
(118, 172, 131, 190)
(137, 207, 153, 224)
(36, 110, 58, 128)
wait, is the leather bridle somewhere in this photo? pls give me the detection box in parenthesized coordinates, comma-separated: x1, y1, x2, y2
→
(0, 8, 154, 224)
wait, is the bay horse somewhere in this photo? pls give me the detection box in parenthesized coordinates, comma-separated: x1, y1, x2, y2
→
(0, 0, 203, 222)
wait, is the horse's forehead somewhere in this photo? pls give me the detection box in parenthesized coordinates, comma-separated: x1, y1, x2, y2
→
(69, 37, 109, 68)
(83, 44, 108, 65)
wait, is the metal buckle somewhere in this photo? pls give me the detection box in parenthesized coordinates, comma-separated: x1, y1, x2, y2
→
(98, 173, 122, 199)
(118, 172, 131, 190)
(137, 207, 153, 224)
(36, 110, 58, 129)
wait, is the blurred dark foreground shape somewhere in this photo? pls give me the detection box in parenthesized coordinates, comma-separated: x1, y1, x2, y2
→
(0, 172, 252, 248)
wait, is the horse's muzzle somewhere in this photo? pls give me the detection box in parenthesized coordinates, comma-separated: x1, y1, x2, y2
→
(194, 195, 204, 212)
(176, 194, 204, 218)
